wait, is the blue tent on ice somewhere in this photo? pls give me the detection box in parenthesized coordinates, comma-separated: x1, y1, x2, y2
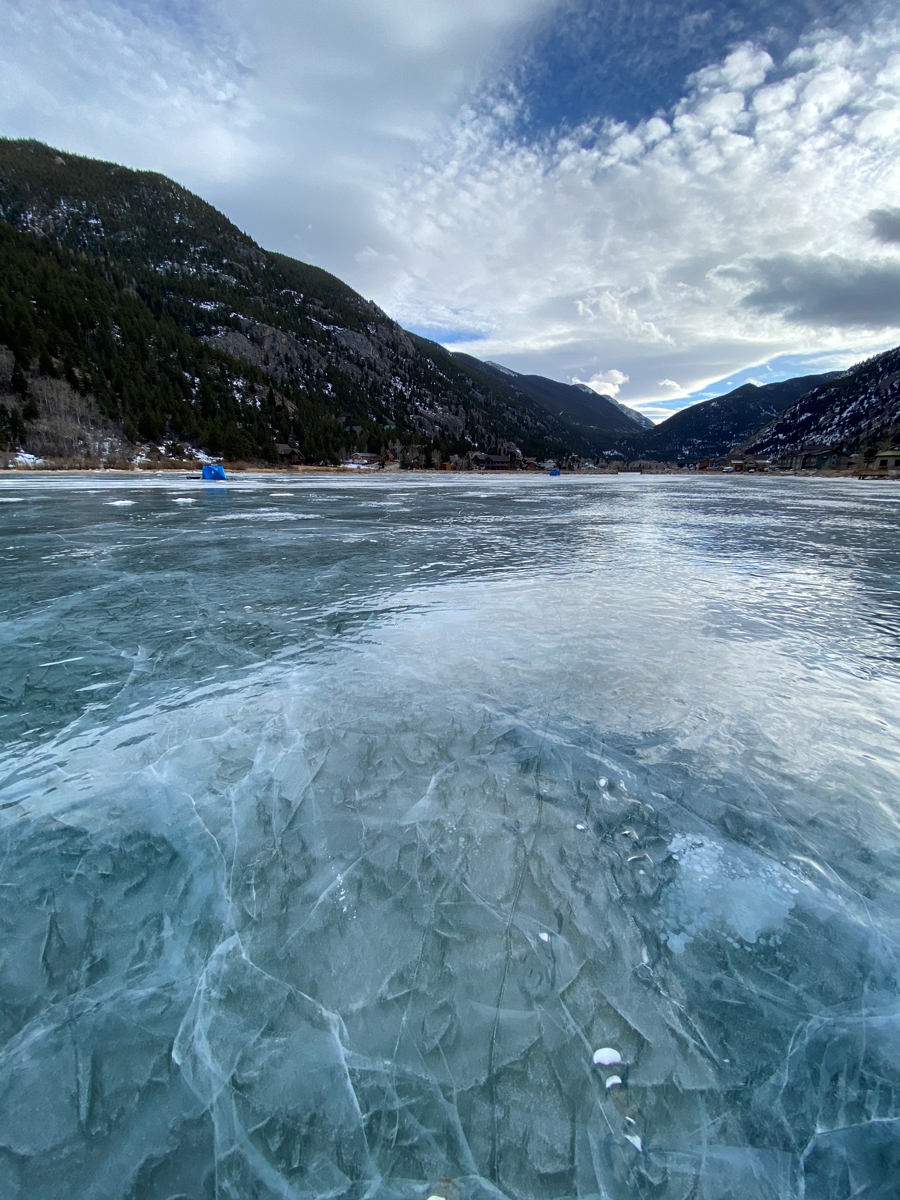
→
(202, 464, 227, 480)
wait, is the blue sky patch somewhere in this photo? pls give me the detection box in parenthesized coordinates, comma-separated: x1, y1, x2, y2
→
(405, 324, 489, 345)
(506, 0, 883, 133)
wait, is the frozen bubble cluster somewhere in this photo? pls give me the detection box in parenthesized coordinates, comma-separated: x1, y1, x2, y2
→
(662, 834, 799, 954)
(1, 474, 900, 1200)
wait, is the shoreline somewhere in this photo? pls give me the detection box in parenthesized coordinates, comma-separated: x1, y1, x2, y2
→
(1, 466, 897, 481)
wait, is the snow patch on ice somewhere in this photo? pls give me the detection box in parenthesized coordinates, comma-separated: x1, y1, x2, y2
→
(208, 510, 316, 522)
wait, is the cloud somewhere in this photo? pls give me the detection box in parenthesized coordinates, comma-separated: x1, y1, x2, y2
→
(0, 1, 261, 181)
(507, 0, 889, 130)
(658, 379, 682, 389)
(870, 206, 900, 243)
(738, 254, 900, 328)
(574, 368, 629, 396)
(0, 0, 551, 259)
(373, 24, 900, 404)
(1, 2, 900, 413)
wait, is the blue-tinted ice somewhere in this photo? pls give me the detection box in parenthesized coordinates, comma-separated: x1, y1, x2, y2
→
(1, 474, 899, 1199)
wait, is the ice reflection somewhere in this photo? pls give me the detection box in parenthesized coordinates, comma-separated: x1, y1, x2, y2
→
(0, 474, 899, 1199)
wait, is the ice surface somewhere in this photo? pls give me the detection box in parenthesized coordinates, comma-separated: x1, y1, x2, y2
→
(661, 834, 798, 954)
(1, 473, 900, 1198)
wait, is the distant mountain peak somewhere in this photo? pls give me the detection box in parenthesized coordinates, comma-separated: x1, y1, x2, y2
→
(600, 393, 654, 430)
(571, 383, 652, 430)
(484, 360, 521, 378)
(611, 371, 842, 461)
(455, 355, 650, 445)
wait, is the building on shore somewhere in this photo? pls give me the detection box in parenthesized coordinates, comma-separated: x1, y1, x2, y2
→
(863, 449, 900, 475)
(275, 443, 304, 465)
(780, 446, 853, 471)
(471, 452, 521, 471)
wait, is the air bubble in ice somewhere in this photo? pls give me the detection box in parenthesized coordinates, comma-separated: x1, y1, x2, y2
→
(593, 1047, 623, 1066)
(662, 834, 796, 953)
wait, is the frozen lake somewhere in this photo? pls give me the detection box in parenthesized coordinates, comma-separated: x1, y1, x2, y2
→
(1, 472, 899, 1200)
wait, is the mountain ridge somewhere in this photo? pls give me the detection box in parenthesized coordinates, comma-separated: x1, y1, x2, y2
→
(0, 138, 584, 464)
(455, 354, 642, 442)
(741, 345, 900, 461)
(579, 387, 654, 430)
(613, 373, 841, 462)
(2, 138, 898, 470)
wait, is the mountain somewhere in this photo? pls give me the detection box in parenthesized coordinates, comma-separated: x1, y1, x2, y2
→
(0, 139, 581, 465)
(741, 345, 900, 461)
(594, 390, 654, 430)
(619, 373, 839, 461)
(455, 355, 648, 441)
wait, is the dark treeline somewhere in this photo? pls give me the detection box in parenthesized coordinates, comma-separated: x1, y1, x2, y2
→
(0, 219, 354, 461)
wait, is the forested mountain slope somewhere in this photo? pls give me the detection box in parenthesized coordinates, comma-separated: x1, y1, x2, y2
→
(455, 355, 649, 439)
(618, 373, 838, 461)
(0, 139, 581, 463)
(742, 345, 900, 460)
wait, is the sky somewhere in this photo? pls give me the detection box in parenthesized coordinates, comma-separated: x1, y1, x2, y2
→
(2, 0, 900, 419)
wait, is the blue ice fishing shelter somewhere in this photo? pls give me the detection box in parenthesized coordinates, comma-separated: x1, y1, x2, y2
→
(202, 464, 227, 480)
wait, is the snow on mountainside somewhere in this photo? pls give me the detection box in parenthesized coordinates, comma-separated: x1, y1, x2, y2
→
(484, 361, 519, 378)
(612, 373, 839, 461)
(462, 357, 642, 440)
(573, 384, 654, 429)
(742, 345, 900, 459)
